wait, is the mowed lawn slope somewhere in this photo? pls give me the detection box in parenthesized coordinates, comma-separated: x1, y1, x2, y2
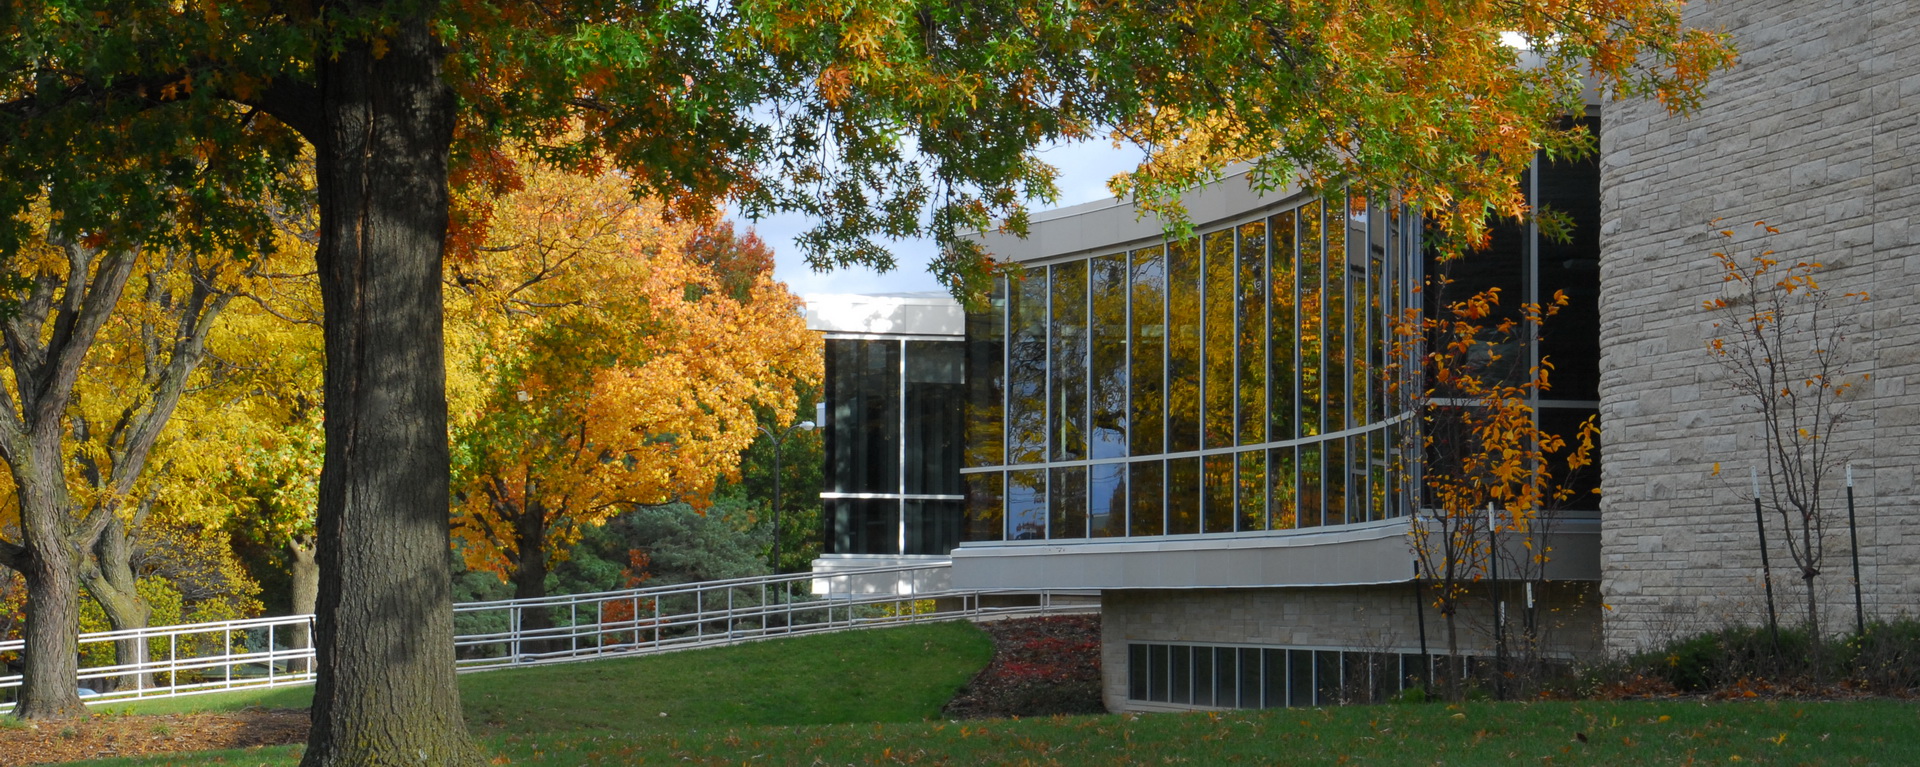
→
(39, 620, 1920, 766)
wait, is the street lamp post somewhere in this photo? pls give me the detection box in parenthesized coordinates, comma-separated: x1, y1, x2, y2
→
(758, 419, 815, 575)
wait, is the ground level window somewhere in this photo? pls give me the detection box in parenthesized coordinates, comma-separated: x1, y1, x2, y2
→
(1125, 643, 1452, 708)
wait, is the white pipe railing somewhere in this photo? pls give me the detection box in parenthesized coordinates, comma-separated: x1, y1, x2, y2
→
(0, 562, 1087, 712)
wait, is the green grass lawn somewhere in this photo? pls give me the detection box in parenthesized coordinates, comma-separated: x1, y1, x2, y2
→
(45, 621, 1920, 766)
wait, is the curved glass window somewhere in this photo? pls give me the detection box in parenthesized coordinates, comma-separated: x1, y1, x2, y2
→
(959, 152, 1601, 540)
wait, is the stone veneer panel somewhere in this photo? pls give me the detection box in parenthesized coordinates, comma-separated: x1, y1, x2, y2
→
(1098, 585, 1600, 712)
(1599, 0, 1920, 652)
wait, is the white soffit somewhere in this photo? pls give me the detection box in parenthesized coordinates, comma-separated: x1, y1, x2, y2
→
(803, 292, 965, 337)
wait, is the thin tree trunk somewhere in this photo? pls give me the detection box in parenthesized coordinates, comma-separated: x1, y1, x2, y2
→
(298, 9, 480, 765)
(83, 517, 153, 692)
(1442, 602, 1462, 703)
(1804, 570, 1821, 640)
(288, 533, 318, 675)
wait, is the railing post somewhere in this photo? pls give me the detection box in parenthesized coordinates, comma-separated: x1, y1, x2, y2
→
(510, 602, 522, 663)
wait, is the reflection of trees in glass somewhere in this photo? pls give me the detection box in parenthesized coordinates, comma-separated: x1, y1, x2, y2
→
(1007, 469, 1047, 540)
(1269, 446, 1297, 529)
(1049, 466, 1088, 539)
(1237, 451, 1267, 531)
(1298, 202, 1324, 438)
(1090, 254, 1129, 459)
(1203, 454, 1234, 533)
(1325, 437, 1348, 526)
(1090, 464, 1127, 538)
(965, 472, 1005, 542)
(1349, 194, 1373, 430)
(1269, 210, 1298, 442)
(1369, 431, 1389, 522)
(1050, 261, 1088, 461)
(1203, 229, 1236, 449)
(1237, 222, 1268, 446)
(1299, 443, 1322, 528)
(1130, 247, 1167, 456)
(1168, 457, 1201, 534)
(1129, 461, 1164, 536)
(1325, 198, 1349, 435)
(1167, 238, 1202, 452)
(1364, 199, 1391, 425)
(1008, 269, 1049, 464)
(959, 194, 1432, 543)
(963, 280, 1006, 469)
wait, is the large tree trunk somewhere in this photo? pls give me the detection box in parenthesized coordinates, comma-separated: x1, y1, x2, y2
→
(288, 533, 318, 675)
(11, 444, 87, 719)
(298, 8, 480, 765)
(1, 243, 139, 720)
(510, 502, 554, 657)
(83, 517, 154, 693)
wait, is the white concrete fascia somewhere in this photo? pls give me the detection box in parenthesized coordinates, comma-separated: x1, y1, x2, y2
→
(950, 515, 1601, 591)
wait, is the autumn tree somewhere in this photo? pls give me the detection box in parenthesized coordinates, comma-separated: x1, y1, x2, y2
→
(0, 200, 286, 716)
(197, 204, 327, 638)
(1401, 281, 1597, 700)
(1703, 221, 1868, 641)
(0, 1, 1726, 760)
(65, 231, 311, 690)
(74, 516, 264, 689)
(446, 159, 819, 643)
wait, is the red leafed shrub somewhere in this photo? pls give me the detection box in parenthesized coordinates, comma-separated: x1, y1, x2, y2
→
(944, 615, 1105, 719)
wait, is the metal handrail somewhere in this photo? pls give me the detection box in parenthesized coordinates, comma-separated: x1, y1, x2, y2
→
(0, 562, 1088, 711)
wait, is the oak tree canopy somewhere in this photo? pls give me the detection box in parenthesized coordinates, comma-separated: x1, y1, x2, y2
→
(0, 1, 1727, 764)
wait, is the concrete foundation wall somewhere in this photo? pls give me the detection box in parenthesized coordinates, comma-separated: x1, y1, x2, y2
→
(1599, 0, 1920, 652)
(1097, 584, 1601, 712)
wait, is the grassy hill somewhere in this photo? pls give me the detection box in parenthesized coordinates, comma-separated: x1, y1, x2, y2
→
(22, 620, 1920, 766)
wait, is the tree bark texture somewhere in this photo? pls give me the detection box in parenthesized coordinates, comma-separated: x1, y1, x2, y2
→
(13, 447, 86, 718)
(510, 502, 555, 655)
(289, 533, 318, 674)
(83, 516, 154, 692)
(298, 10, 481, 765)
(1, 243, 140, 719)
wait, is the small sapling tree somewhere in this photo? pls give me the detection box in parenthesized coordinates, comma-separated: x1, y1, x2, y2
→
(1703, 221, 1868, 643)
(1401, 276, 1597, 700)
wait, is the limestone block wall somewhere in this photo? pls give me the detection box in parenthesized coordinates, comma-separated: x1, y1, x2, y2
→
(1098, 584, 1601, 712)
(1598, 0, 1920, 652)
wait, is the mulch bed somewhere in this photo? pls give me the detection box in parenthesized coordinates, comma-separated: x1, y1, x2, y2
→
(943, 614, 1106, 719)
(0, 709, 307, 766)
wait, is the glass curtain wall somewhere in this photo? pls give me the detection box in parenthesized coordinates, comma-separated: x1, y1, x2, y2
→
(960, 146, 1604, 540)
(959, 189, 1422, 541)
(824, 337, 968, 555)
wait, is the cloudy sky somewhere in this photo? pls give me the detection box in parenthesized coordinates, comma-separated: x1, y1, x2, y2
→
(744, 139, 1145, 297)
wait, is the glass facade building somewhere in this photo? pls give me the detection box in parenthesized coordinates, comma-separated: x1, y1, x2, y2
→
(962, 190, 1422, 541)
(960, 143, 1600, 544)
(814, 295, 969, 558)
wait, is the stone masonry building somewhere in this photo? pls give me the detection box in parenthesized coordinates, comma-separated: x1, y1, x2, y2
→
(1598, 0, 1920, 650)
